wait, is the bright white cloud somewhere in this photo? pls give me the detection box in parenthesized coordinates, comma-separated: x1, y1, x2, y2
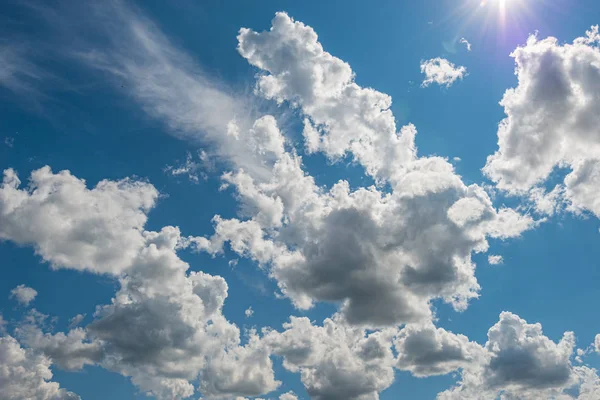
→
(0, 335, 80, 400)
(0, 166, 158, 275)
(420, 58, 467, 88)
(484, 26, 600, 219)
(245, 307, 254, 318)
(238, 12, 417, 183)
(9, 284, 38, 306)
(487, 255, 503, 265)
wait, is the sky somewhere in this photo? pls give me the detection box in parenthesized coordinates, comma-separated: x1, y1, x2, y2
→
(1, 0, 600, 399)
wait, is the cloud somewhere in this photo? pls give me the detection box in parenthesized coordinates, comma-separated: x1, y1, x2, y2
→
(0, 166, 279, 399)
(0, 335, 80, 399)
(487, 255, 503, 265)
(9, 284, 38, 306)
(439, 312, 578, 399)
(69, 1, 285, 182)
(245, 307, 254, 318)
(279, 392, 298, 400)
(595, 334, 600, 354)
(395, 321, 487, 377)
(187, 14, 536, 327)
(0, 43, 46, 100)
(460, 38, 472, 51)
(420, 58, 467, 88)
(67, 314, 86, 329)
(238, 12, 417, 183)
(0, 166, 158, 274)
(264, 315, 396, 399)
(483, 26, 600, 218)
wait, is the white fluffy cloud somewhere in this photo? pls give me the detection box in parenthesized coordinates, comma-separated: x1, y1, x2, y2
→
(420, 58, 467, 88)
(13, 227, 280, 400)
(487, 255, 503, 265)
(264, 315, 396, 400)
(0, 335, 80, 400)
(238, 12, 417, 183)
(484, 26, 600, 218)
(9, 284, 38, 306)
(279, 392, 298, 400)
(439, 312, 578, 399)
(0, 166, 280, 399)
(0, 166, 158, 274)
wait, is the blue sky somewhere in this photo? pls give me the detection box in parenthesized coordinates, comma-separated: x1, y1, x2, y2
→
(2, 0, 600, 399)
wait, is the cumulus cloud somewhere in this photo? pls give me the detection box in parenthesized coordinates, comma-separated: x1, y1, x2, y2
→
(279, 392, 298, 400)
(0, 335, 80, 399)
(9, 284, 38, 306)
(245, 307, 254, 318)
(238, 12, 417, 183)
(420, 58, 467, 88)
(0, 166, 279, 399)
(439, 312, 578, 399)
(484, 26, 600, 219)
(0, 166, 158, 274)
(487, 255, 503, 265)
(264, 315, 396, 399)
(395, 321, 487, 377)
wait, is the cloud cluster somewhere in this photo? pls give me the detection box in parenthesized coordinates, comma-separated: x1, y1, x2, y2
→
(484, 26, 600, 218)
(0, 167, 279, 400)
(190, 13, 534, 327)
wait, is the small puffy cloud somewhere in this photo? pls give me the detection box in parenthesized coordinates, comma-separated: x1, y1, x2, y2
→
(68, 314, 86, 329)
(9, 284, 38, 306)
(487, 255, 503, 265)
(0, 166, 158, 275)
(594, 334, 600, 354)
(420, 58, 467, 88)
(439, 312, 577, 399)
(245, 307, 254, 318)
(460, 38, 472, 51)
(484, 26, 600, 219)
(279, 392, 298, 400)
(0, 335, 80, 399)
